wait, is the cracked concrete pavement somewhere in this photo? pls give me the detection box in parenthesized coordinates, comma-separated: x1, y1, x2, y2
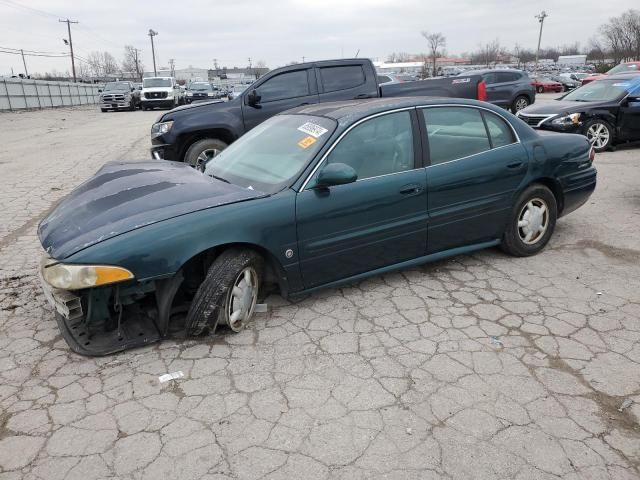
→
(0, 100, 639, 479)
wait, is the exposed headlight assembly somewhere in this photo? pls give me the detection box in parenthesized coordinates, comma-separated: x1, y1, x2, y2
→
(150, 120, 173, 138)
(41, 259, 134, 290)
(551, 113, 581, 126)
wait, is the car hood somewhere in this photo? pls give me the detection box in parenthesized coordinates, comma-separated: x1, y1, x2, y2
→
(38, 161, 266, 259)
(519, 99, 608, 115)
(169, 98, 228, 113)
(102, 89, 130, 94)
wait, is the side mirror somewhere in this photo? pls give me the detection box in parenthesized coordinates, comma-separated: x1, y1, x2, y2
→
(316, 163, 357, 188)
(627, 95, 640, 105)
(246, 89, 261, 106)
(98, 89, 102, 93)
(131, 87, 135, 92)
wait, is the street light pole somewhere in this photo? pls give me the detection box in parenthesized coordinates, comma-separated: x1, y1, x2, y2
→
(20, 49, 28, 77)
(148, 29, 158, 76)
(534, 11, 548, 72)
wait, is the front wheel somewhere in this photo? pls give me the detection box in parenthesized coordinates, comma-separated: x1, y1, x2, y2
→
(536, 86, 544, 94)
(184, 138, 228, 169)
(185, 249, 264, 336)
(501, 184, 557, 257)
(584, 119, 613, 152)
(511, 95, 530, 113)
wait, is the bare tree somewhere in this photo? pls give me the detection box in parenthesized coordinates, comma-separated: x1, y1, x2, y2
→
(86, 51, 119, 78)
(421, 31, 446, 76)
(474, 39, 502, 67)
(386, 52, 413, 63)
(122, 45, 144, 81)
(598, 9, 640, 63)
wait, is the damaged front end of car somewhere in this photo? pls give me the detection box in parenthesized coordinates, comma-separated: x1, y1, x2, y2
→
(39, 255, 191, 356)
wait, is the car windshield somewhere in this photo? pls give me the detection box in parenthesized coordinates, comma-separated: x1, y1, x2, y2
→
(562, 79, 631, 102)
(608, 63, 639, 75)
(104, 82, 130, 91)
(143, 78, 172, 88)
(190, 83, 211, 91)
(204, 115, 337, 194)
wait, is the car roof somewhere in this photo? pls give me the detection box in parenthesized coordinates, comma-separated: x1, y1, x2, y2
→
(285, 97, 496, 123)
(606, 72, 640, 81)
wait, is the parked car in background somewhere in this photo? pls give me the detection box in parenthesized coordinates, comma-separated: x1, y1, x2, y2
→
(99, 81, 141, 112)
(186, 82, 218, 103)
(530, 76, 564, 94)
(141, 76, 180, 110)
(227, 85, 248, 100)
(581, 62, 640, 85)
(517, 73, 640, 152)
(150, 58, 488, 166)
(559, 72, 590, 83)
(377, 74, 417, 85)
(459, 69, 535, 112)
(39, 97, 596, 355)
(550, 75, 580, 91)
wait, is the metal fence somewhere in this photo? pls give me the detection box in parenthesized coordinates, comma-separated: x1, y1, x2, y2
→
(0, 77, 100, 111)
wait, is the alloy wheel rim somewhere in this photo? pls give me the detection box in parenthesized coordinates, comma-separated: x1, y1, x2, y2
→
(224, 267, 258, 332)
(517, 198, 549, 245)
(586, 123, 610, 149)
(193, 148, 221, 169)
(515, 98, 528, 111)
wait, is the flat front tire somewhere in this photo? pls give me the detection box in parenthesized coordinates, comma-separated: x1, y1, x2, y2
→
(185, 249, 264, 336)
(184, 138, 228, 168)
(501, 184, 557, 257)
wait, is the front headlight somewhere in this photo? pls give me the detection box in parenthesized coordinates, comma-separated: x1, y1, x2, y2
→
(551, 113, 581, 126)
(186, 92, 193, 97)
(207, 92, 214, 97)
(151, 120, 174, 138)
(41, 260, 134, 290)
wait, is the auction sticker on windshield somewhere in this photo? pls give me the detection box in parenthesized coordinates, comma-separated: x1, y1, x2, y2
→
(297, 136, 317, 149)
(298, 122, 328, 138)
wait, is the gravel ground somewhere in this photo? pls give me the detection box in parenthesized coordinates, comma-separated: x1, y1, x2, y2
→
(0, 99, 639, 479)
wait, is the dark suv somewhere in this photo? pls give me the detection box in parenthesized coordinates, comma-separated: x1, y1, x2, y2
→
(460, 69, 535, 113)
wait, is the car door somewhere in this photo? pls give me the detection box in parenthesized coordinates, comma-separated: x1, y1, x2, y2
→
(483, 72, 506, 107)
(316, 63, 378, 102)
(296, 110, 427, 289)
(242, 68, 319, 131)
(618, 88, 640, 141)
(419, 106, 528, 254)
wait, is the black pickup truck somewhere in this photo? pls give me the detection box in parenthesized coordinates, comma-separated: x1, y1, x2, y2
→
(150, 58, 487, 166)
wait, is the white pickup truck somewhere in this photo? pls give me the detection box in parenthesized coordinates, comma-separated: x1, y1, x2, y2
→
(141, 76, 181, 110)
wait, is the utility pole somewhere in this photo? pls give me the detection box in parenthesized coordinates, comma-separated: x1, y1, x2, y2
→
(133, 48, 142, 81)
(534, 11, 548, 72)
(59, 18, 78, 82)
(168, 58, 175, 77)
(301, 56, 306, 63)
(148, 29, 158, 76)
(20, 49, 28, 77)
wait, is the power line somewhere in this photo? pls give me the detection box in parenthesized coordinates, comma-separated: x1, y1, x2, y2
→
(0, 45, 67, 55)
(0, 49, 69, 58)
(0, 0, 62, 19)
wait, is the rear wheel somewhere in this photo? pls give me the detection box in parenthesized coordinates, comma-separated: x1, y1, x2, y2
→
(501, 184, 557, 257)
(583, 119, 613, 152)
(185, 249, 263, 336)
(511, 95, 530, 113)
(184, 138, 228, 169)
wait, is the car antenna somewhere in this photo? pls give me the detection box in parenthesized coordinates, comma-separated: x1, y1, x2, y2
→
(354, 49, 360, 58)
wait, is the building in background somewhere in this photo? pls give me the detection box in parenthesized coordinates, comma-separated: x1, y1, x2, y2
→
(208, 66, 269, 85)
(557, 55, 587, 65)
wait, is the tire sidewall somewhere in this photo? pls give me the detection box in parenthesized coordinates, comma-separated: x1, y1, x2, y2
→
(503, 185, 557, 257)
(184, 138, 228, 167)
(512, 95, 529, 113)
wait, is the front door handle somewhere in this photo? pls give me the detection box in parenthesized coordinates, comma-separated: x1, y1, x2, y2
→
(399, 184, 423, 195)
(507, 161, 523, 169)
(355, 93, 372, 99)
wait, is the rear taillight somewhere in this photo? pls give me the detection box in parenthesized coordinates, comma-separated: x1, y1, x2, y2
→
(477, 81, 487, 101)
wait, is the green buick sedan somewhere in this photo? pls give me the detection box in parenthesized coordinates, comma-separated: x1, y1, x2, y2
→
(38, 98, 597, 355)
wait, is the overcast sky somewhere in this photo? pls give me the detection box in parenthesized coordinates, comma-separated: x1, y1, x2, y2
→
(0, 0, 636, 76)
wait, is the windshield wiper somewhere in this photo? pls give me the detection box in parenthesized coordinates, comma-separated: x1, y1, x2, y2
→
(208, 173, 230, 184)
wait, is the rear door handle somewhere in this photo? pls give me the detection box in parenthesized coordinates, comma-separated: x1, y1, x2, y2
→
(399, 184, 423, 195)
(507, 161, 523, 169)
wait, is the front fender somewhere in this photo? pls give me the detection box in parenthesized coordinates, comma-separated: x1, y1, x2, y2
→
(65, 190, 301, 291)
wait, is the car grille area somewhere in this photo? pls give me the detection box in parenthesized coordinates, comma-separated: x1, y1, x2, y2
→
(519, 114, 551, 127)
(145, 91, 168, 99)
(102, 93, 125, 102)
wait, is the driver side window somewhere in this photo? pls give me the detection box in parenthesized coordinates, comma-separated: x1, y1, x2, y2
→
(256, 70, 310, 103)
(325, 111, 415, 181)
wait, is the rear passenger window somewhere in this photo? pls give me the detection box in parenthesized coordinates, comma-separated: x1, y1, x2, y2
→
(496, 72, 519, 83)
(320, 66, 366, 92)
(257, 70, 309, 102)
(482, 111, 516, 148)
(422, 107, 490, 165)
